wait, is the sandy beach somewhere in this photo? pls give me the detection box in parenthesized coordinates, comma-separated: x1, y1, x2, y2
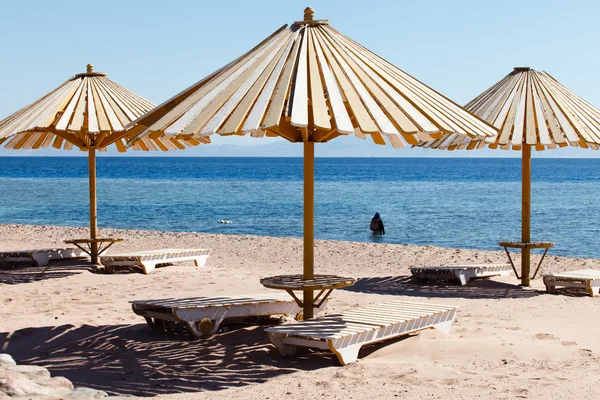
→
(0, 223, 599, 399)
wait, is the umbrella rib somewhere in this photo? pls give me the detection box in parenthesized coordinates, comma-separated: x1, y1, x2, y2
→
(242, 29, 298, 134)
(89, 79, 111, 132)
(218, 32, 293, 135)
(318, 26, 398, 136)
(262, 28, 303, 130)
(87, 78, 100, 134)
(313, 27, 375, 135)
(328, 25, 494, 137)
(319, 26, 418, 140)
(327, 27, 455, 135)
(55, 79, 87, 131)
(203, 33, 291, 136)
(290, 25, 309, 130)
(310, 26, 353, 134)
(306, 28, 331, 132)
(537, 73, 600, 144)
(485, 74, 522, 127)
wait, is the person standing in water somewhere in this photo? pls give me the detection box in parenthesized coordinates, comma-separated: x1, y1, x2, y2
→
(370, 212, 385, 235)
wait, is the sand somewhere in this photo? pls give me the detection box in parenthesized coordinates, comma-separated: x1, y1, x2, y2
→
(0, 223, 599, 399)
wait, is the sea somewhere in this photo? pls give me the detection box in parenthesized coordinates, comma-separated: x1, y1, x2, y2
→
(0, 156, 599, 258)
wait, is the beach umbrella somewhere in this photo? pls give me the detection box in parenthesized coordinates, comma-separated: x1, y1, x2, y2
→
(419, 67, 600, 285)
(0, 64, 207, 263)
(126, 8, 497, 317)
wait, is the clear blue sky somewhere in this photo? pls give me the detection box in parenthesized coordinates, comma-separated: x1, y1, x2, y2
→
(1, 0, 599, 157)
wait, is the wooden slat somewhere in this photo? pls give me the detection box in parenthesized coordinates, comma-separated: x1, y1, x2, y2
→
(263, 29, 303, 129)
(206, 35, 290, 136)
(524, 73, 537, 145)
(89, 79, 111, 132)
(307, 29, 331, 131)
(242, 33, 297, 133)
(290, 26, 309, 129)
(311, 28, 353, 134)
(121, 18, 501, 148)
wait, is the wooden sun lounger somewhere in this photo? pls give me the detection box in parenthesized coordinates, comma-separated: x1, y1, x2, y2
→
(543, 270, 600, 297)
(265, 300, 459, 365)
(410, 264, 512, 285)
(0, 247, 86, 268)
(131, 294, 328, 338)
(100, 248, 211, 274)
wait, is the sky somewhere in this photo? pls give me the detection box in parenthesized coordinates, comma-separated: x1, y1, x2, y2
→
(0, 0, 599, 157)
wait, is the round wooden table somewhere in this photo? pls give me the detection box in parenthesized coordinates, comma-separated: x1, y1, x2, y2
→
(260, 274, 356, 309)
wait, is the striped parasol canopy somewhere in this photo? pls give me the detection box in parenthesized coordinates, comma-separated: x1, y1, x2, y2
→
(127, 7, 497, 146)
(126, 7, 498, 318)
(419, 67, 600, 151)
(0, 64, 207, 152)
(0, 64, 208, 264)
(416, 66, 600, 287)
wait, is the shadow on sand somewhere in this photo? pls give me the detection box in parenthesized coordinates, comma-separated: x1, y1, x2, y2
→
(0, 261, 87, 285)
(343, 276, 544, 299)
(0, 322, 333, 397)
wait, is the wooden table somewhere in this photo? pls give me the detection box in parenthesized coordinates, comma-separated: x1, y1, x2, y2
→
(64, 238, 124, 260)
(260, 274, 356, 310)
(498, 241, 554, 281)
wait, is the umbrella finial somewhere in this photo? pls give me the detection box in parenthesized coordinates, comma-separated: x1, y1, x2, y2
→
(75, 64, 107, 78)
(514, 66, 531, 72)
(304, 7, 314, 21)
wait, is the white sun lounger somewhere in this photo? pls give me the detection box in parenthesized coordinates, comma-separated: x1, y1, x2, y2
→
(543, 270, 600, 297)
(0, 248, 85, 268)
(410, 264, 512, 285)
(101, 248, 211, 274)
(131, 294, 328, 338)
(265, 300, 459, 365)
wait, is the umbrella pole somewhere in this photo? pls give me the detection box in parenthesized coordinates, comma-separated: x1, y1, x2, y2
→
(521, 145, 531, 286)
(88, 148, 98, 264)
(303, 142, 315, 320)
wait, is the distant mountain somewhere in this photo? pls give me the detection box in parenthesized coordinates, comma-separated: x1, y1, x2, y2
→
(0, 135, 597, 158)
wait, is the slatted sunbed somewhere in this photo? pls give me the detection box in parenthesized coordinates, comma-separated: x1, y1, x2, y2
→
(132, 294, 328, 338)
(101, 248, 211, 274)
(410, 264, 512, 285)
(265, 300, 459, 365)
(0, 248, 85, 268)
(543, 270, 600, 297)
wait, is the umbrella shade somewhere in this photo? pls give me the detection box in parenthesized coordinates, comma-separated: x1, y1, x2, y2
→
(418, 67, 600, 285)
(127, 8, 496, 146)
(0, 65, 208, 263)
(127, 8, 498, 317)
(0, 64, 205, 152)
(421, 67, 600, 151)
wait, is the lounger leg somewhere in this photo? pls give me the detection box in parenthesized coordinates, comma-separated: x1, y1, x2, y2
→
(454, 271, 468, 286)
(329, 343, 362, 366)
(193, 257, 207, 267)
(144, 317, 155, 329)
(154, 319, 167, 330)
(211, 317, 225, 334)
(433, 319, 455, 335)
(589, 286, 599, 297)
(269, 333, 297, 357)
(31, 252, 50, 267)
(141, 262, 156, 274)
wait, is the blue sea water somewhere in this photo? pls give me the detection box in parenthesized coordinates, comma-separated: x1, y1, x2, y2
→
(0, 156, 599, 258)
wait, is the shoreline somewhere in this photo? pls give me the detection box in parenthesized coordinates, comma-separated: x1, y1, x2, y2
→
(1, 223, 599, 399)
(1, 222, 598, 261)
